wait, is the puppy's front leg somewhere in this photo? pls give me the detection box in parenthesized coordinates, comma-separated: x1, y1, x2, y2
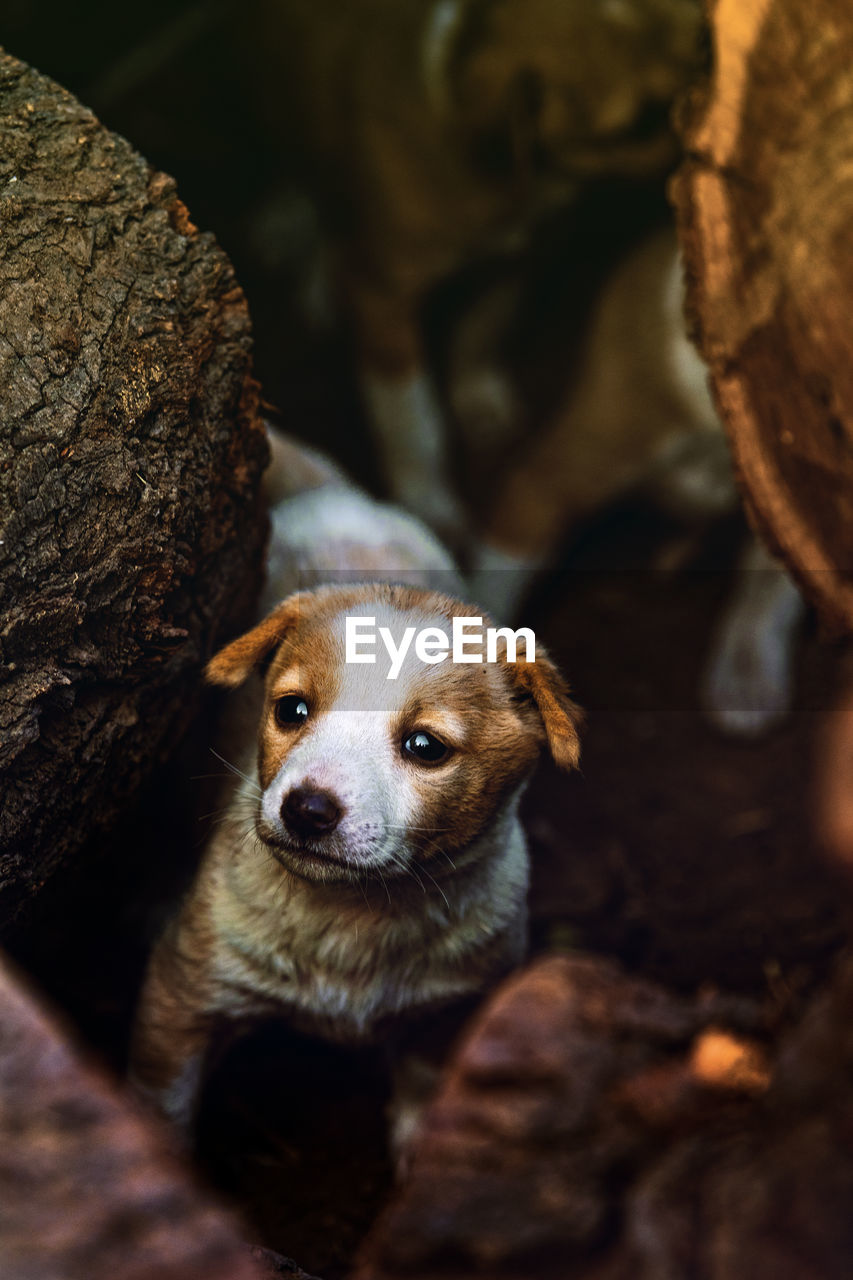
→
(347, 272, 466, 542)
(702, 534, 805, 736)
(129, 917, 219, 1138)
(387, 1052, 442, 1180)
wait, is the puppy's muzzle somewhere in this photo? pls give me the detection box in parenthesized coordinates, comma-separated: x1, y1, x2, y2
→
(281, 786, 343, 839)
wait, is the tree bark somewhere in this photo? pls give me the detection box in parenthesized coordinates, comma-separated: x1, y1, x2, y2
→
(671, 0, 853, 632)
(0, 52, 269, 926)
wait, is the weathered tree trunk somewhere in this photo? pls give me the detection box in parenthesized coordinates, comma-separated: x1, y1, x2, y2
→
(0, 52, 269, 926)
(671, 0, 853, 633)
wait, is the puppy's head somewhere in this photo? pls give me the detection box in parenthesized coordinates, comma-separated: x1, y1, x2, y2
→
(207, 584, 581, 885)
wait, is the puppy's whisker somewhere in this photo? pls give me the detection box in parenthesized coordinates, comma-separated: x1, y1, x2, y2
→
(389, 853, 427, 897)
(208, 748, 262, 796)
(384, 826, 453, 833)
(199, 804, 239, 823)
(433, 849, 458, 872)
(206, 796, 259, 833)
(190, 772, 255, 785)
(376, 867, 392, 907)
(356, 879, 374, 916)
(410, 834, 458, 872)
(418, 863, 451, 912)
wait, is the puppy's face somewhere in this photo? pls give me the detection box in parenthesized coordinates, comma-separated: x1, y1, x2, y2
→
(207, 585, 581, 885)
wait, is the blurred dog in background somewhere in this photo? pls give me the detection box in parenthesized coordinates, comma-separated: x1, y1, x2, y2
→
(254, 0, 704, 534)
(455, 227, 806, 735)
(251, 0, 802, 734)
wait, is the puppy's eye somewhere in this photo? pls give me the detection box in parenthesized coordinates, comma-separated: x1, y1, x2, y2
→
(402, 730, 449, 765)
(275, 695, 309, 728)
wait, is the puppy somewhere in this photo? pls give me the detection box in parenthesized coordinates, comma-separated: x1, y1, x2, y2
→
(129, 441, 582, 1139)
(251, 0, 704, 533)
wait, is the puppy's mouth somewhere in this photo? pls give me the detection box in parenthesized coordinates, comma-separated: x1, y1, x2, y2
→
(255, 819, 369, 882)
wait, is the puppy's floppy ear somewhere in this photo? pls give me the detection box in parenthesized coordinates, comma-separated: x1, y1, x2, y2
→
(511, 649, 583, 771)
(205, 594, 304, 688)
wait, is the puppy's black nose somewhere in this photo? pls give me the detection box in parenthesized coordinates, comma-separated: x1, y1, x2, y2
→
(281, 786, 342, 838)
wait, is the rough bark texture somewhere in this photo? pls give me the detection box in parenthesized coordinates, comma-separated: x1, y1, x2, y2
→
(354, 954, 767, 1280)
(671, 0, 853, 632)
(0, 949, 270, 1280)
(0, 51, 269, 924)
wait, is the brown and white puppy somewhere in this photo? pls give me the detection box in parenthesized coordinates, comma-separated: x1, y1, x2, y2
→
(130, 471, 581, 1138)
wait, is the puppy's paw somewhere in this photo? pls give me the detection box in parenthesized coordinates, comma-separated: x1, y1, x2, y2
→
(248, 1245, 322, 1279)
(126, 1047, 205, 1149)
(388, 1053, 440, 1182)
(388, 1095, 425, 1183)
(126, 1077, 196, 1158)
(702, 609, 796, 737)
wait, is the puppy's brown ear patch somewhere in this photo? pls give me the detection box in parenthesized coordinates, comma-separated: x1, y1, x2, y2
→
(206, 595, 304, 688)
(513, 650, 583, 771)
